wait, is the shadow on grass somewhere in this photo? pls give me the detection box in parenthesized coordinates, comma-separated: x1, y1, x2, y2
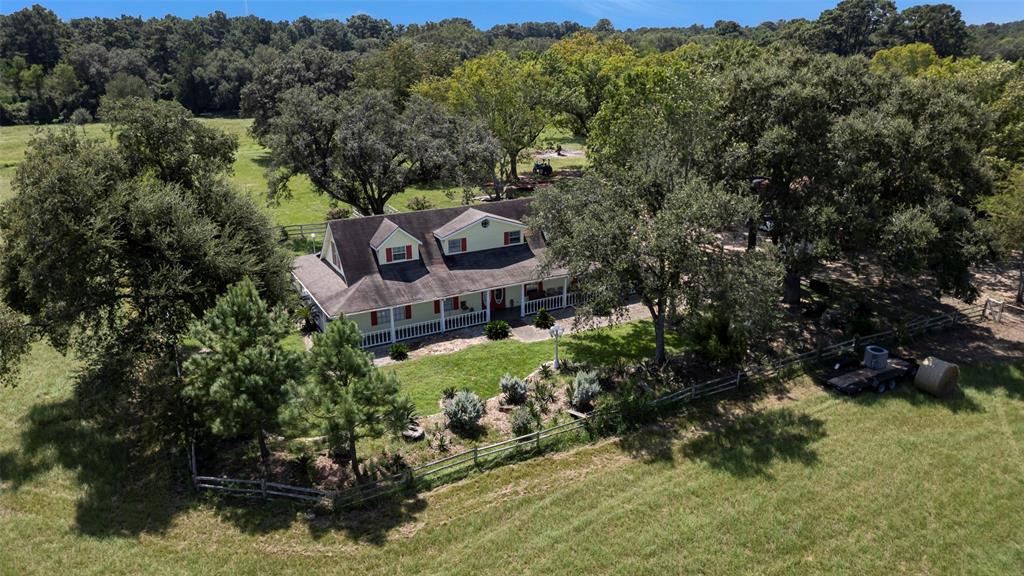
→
(0, 397, 427, 544)
(208, 491, 427, 546)
(563, 321, 682, 366)
(0, 398, 184, 538)
(616, 422, 683, 465)
(846, 382, 985, 414)
(679, 408, 827, 479)
(959, 360, 1024, 401)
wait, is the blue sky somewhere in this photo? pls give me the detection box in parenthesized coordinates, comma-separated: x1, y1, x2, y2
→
(3, 1, 1023, 29)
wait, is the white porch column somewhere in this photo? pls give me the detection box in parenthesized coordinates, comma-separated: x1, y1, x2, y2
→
(389, 308, 396, 343)
(485, 291, 491, 322)
(520, 284, 526, 317)
(561, 276, 568, 309)
(440, 301, 446, 332)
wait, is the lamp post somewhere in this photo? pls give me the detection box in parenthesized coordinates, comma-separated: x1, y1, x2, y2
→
(549, 324, 565, 369)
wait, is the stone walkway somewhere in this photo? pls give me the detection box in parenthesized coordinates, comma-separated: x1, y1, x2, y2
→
(373, 299, 652, 366)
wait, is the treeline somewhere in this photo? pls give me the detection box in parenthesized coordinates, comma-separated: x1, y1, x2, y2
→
(1, 1, 1023, 124)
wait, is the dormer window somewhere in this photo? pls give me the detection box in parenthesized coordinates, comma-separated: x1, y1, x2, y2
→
(390, 245, 409, 262)
(370, 217, 422, 265)
(448, 238, 467, 254)
(504, 231, 522, 245)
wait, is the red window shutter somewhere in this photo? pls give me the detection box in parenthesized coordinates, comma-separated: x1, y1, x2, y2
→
(405, 305, 412, 319)
(460, 238, 467, 252)
(385, 248, 393, 263)
(538, 281, 544, 293)
(370, 311, 378, 326)
(504, 231, 510, 245)
(453, 296, 459, 309)
(406, 245, 412, 259)
(434, 300, 440, 314)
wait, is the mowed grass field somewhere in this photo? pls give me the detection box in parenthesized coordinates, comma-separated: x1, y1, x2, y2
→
(2, 338, 1021, 575)
(0, 119, 588, 221)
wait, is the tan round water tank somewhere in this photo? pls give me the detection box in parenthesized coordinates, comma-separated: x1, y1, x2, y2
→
(914, 357, 959, 397)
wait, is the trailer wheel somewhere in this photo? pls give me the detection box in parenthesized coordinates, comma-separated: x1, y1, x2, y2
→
(888, 380, 897, 391)
(875, 381, 886, 394)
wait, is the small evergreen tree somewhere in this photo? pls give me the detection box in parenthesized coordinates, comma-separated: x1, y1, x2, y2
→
(288, 315, 413, 479)
(183, 278, 302, 477)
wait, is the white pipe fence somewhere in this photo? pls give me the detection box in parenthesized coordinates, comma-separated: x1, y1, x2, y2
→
(196, 301, 987, 508)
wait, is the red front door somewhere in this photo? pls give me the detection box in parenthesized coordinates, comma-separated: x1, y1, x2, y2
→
(489, 288, 506, 310)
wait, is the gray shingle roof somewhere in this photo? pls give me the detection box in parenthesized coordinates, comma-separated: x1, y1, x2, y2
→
(367, 218, 399, 249)
(291, 198, 564, 317)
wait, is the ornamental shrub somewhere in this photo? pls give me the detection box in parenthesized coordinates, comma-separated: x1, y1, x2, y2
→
(500, 373, 528, 405)
(444, 390, 485, 433)
(571, 370, 601, 411)
(388, 343, 409, 361)
(533, 308, 555, 329)
(511, 405, 536, 436)
(484, 320, 511, 340)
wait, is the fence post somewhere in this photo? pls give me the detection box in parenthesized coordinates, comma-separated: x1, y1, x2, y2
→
(473, 445, 479, 468)
(535, 430, 542, 451)
(261, 478, 267, 500)
(852, 335, 858, 354)
(735, 371, 742, 390)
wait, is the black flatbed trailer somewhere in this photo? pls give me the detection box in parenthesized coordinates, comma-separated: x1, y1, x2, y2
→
(821, 357, 919, 395)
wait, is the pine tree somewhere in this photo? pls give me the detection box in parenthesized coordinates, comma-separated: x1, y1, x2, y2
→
(184, 278, 301, 476)
(287, 316, 413, 480)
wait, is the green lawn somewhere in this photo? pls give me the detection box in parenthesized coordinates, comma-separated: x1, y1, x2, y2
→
(0, 119, 330, 226)
(1, 120, 587, 221)
(389, 320, 684, 414)
(2, 339, 1021, 575)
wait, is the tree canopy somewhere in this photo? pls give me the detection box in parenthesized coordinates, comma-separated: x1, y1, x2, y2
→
(423, 50, 550, 181)
(263, 89, 498, 214)
(0, 98, 290, 438)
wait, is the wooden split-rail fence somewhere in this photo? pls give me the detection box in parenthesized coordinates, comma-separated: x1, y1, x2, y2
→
(193, 301, 991, 508)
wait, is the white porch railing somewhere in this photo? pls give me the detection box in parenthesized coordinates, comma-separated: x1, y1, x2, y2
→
(524, 293, 565, 315)
(359, 290, 585, 348)
(395, 318, 443, 342)
(566, 292, 588, 307)
(361, 329, 392, 348)
(447, 309, 487, 330)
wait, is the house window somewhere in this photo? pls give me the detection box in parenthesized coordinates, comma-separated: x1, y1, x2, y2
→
(444, 297, 457, 311)
(391, 245, 409, 261)
(394, 306, 407, 321)
(448, 238, 465, 254)
(507, 230, 521, 244)
(377, 309, 391, 324)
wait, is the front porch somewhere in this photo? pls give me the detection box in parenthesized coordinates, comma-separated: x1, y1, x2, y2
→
(354, 276, 587, 348)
